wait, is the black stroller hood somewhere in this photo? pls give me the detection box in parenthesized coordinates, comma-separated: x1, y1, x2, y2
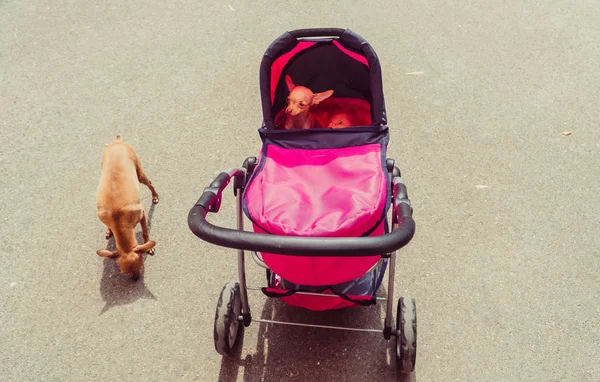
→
(259, 28, 387, 129)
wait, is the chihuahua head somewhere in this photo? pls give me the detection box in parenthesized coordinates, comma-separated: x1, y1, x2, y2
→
(96, 241, 155, 280)
(285, 75, 334, 117)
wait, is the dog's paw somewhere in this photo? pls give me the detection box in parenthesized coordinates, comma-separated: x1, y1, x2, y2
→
(152, 195, 159, 204)
(105, 229, 113, 239)
(147, 247, 156, 256)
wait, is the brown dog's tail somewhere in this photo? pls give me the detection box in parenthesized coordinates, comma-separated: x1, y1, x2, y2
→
(104, 134, 123, 148)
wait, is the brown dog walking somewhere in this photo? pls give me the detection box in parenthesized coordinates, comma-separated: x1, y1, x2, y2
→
(96, 135, 159, 280)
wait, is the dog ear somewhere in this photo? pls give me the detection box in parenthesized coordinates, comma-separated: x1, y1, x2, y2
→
(134, 240, 156, 254)
(285, 75, 296, 92)
(312, 89, 334, 105)
(96, 249, 119, 258)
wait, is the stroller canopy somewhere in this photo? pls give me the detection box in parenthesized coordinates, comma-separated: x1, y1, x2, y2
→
(259, 28, 387, 129)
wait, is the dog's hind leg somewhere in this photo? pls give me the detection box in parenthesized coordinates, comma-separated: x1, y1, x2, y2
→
(133, 154, 159, 204)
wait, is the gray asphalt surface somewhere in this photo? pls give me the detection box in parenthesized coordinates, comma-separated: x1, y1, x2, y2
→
(1, 0, 599, 381)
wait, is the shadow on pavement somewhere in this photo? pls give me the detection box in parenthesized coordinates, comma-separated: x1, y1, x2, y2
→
(98, 203, 157, 315)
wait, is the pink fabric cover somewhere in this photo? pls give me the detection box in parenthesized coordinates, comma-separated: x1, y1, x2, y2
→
(253, 222, 384, 286)
(281, 293, 363, 310)
(245, 144, 387, 285)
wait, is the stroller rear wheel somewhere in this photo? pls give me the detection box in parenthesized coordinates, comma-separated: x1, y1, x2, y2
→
(396, 297, 417, 373)
(214, 282, 244, 356)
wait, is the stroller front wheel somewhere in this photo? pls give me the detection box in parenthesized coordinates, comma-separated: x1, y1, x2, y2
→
(396, 297, 417, 373)
(214, 282, 244, 356)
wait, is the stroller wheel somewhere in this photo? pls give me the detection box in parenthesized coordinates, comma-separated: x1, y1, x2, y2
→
(214, 282, 244, 356)
(396, 297, 417, 373)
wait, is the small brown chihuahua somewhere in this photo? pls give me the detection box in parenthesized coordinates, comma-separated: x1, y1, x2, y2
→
(96, 135, 159, 280)
(284, 75, 334, 130)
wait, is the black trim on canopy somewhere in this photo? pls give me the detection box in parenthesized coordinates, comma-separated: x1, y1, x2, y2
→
(258, 125, 389, 149)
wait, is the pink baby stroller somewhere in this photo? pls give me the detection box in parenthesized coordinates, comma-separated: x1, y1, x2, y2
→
(188, 28, 417, 373)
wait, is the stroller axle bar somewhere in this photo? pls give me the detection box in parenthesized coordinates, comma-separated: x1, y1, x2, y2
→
(252, 317, 385, 334)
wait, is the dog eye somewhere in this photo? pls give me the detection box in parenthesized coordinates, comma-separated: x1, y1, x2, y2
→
(299, 102, 306, 107)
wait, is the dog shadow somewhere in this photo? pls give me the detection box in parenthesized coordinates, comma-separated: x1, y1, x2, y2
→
(217, 284, 416, 382)
(98, 204, 157, 316)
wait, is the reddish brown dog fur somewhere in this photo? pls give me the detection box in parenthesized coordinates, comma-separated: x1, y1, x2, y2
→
(283, 75, 334, 130)
(96, 135, 159, 280)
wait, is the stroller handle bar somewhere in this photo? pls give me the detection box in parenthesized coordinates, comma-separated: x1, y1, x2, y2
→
(188, 168, 416, 257)
(288, 28, 346, 39)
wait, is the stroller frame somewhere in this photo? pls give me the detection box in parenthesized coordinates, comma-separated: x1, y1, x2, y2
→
(187, 28, 417, 372)
(189, 156, 416, 369)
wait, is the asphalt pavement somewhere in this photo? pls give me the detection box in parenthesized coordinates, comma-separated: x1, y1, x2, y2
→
(1, 0, 599, 381)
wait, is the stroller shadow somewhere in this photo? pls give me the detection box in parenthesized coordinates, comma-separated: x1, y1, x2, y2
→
(218, 285, 416, 382)
(98, 204, 157, 316)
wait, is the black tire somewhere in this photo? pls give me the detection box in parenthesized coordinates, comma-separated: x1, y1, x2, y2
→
(396, 297, 417, 373)
(214, 282, 243, 356)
